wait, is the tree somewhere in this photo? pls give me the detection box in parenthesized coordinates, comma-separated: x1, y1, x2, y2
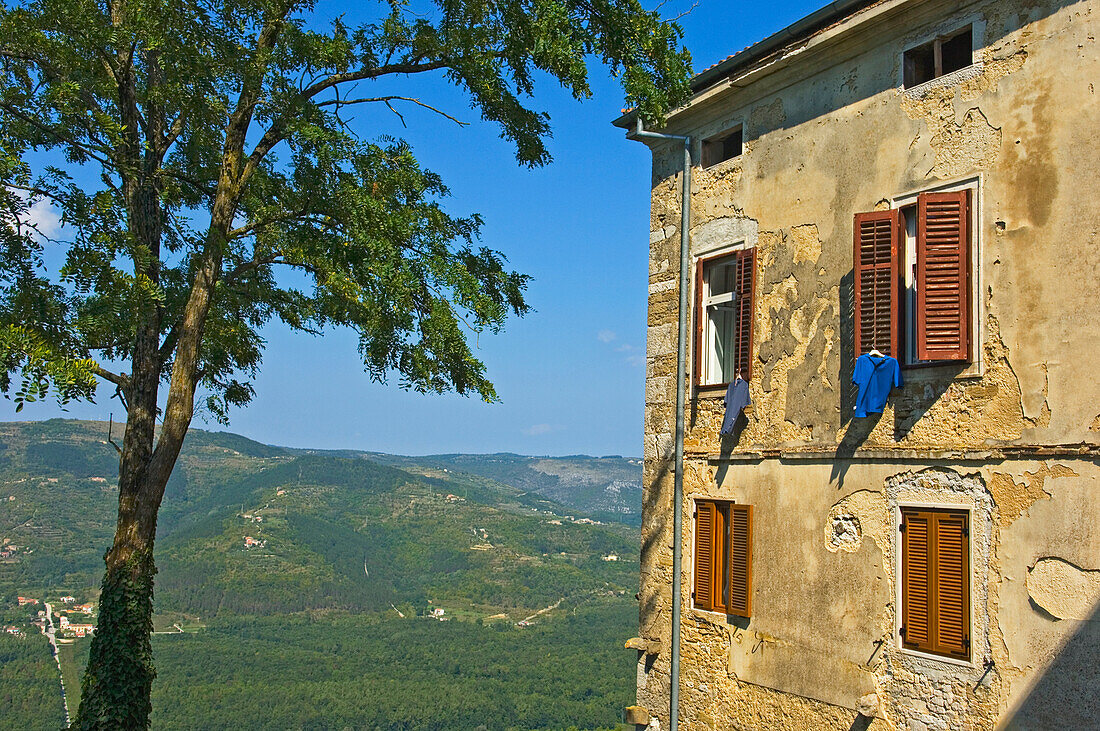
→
(0, 0, 690, 727)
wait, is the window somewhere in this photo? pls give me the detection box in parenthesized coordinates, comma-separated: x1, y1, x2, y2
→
(702, 126, 743, 167)
(900, 507, 970, 660)
(853, 189, 971, 365)
(904, 26, 973, 87)
(694, 249, 755, 386)
(693, 500, 752, 616)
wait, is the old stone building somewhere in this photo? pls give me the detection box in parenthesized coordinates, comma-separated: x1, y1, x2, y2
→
(616, 0, 1099, 728)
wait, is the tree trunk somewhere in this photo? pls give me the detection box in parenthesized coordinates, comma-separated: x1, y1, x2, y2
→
(72, 469, 163, 729)
(73, 368, 168, 728)
(74, 166, 170, 727)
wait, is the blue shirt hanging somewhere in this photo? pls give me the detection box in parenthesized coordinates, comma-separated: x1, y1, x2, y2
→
(852, 353, 901, 417)
(720, 377, 751, 435)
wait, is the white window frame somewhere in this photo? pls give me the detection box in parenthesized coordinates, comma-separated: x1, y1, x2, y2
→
(695, 243, 753, 387)
(893, 501, 976, 668)
(900, 18, 985, 94)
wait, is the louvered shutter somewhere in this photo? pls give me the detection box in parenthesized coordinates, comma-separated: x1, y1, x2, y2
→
(853, 210, 901, 358)
(933, 512, 970, 659)
(728, 504, 753, 617)
(917, 191, 970, 361)
(902, 510, 931, 651)
(734, 250, 755, 380)
(693, 259, 705, 388)
(694, 502, 716, 611)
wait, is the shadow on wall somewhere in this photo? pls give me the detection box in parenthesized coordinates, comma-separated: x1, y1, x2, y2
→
(714, 413, 750, 486)
(1002, 595, 1100, 729)
(830, 411, 882, 488)
(892, 363, 970, 440)
(639, 457, 674, 635)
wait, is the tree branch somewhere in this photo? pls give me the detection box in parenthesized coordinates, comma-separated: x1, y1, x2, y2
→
(0, 103, 114, 167)
(93, 364, 129, 389)
(238, 59, 454, 186)
(318, 95, 468, 127)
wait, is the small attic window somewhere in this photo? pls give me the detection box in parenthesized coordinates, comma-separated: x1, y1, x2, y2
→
(703, 126, 743, 167)
(904, 26, 973, 88)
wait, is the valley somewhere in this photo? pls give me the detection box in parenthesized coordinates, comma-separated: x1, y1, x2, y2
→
(0, 420, 642, 729)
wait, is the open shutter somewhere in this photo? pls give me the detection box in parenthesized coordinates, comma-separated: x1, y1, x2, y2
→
(902, 510, 931, 651)
(853, 210, 901, 358)
(694, 501, 716, 611)
(693, 259, 704, 387)
(728, 504, 753, 617)
(933, 512, 970, 659)
(734, 250, 756, 380)
(916, 190, 970, 361)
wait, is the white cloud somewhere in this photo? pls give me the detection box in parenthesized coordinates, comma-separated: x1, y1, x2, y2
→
(8, 190, 63, 240)
(597, 329, 617, 343)
(626, 354, 645, 368)
(616, 343, 635, 352)
(26, 198, 62, 238)
(522, 423, 555, 436)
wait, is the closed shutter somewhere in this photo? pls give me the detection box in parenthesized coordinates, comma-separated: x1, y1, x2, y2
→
(853, 210, 900, 358)
(916, 190, 970, 361)
(734, 250, 755, 380)
(694, 501, 716, 611)
(902, 510, 931, 650)
(902, 508, 970, 660)
(933, 512, 970, 658)
(728, 504, 753, 617)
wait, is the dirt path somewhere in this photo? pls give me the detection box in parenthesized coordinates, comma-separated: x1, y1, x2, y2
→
(519, 597, 564, 624)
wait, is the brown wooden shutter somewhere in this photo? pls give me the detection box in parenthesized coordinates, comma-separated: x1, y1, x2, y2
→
(902, 510, 931, 651)
(933, 511, 970, 658)
(902, 508, 970, 659)
(916, 190, 970, 361)
(734, 250, 755, 380)
(694, 501, 716, 611)
(728, 504, 753, 617)
(693, 259, 704, 388)
(853, 210, 901, 358)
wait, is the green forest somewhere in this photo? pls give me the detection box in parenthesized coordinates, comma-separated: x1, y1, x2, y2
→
(0, 420, 641, 729)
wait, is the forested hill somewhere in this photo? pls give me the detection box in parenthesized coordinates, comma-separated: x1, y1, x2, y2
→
(366, 452, 643, 525)
(0, 419, 642, 729)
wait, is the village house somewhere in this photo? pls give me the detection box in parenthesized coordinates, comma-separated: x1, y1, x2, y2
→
(64, 623, 95, 638)
(616, 0, 1099, 728)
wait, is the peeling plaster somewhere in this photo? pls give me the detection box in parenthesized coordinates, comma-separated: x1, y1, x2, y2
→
(1026, 557, 1100, 621)
(988, 462, 1077, 525)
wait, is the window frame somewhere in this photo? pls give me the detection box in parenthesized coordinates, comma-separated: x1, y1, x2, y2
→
(894, 502, 974, 666)
(891, 177, 982, 373)
(902, 24, 976, 89)
(702, 125, 744, 168)
(692, 499, 753, 618)
(693, 246, 756, 389)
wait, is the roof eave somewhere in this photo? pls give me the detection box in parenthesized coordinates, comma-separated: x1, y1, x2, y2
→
(612, 0, 884, 131)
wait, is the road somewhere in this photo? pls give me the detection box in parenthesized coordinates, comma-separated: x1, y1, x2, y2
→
(40, 602, 72, 726)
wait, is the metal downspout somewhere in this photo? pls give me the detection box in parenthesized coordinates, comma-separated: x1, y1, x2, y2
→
(627, 118, 691, 731)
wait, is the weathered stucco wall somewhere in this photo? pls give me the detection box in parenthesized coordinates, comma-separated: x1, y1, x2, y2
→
(636, 0, 1100, 727)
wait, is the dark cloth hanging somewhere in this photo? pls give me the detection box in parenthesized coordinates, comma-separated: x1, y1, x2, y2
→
(852, 353, 902, 417)
(720, 377, 751, 435)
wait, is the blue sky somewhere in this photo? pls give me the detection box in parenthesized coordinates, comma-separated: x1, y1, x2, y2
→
(6, 0, 824, 457)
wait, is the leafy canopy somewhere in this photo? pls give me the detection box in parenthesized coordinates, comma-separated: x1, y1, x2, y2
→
(0, 0, 691, 419)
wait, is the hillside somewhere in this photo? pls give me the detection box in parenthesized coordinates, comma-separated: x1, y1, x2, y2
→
(368, 452, 643, 525)
(0, 419, 642, 729)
